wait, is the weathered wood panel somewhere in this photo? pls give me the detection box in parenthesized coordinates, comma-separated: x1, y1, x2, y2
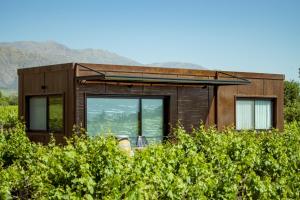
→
(217, 85, 238, 129)
(18, 63, 74, 144)
(237, 79, 264, 95)
(178, 86, 209, 132)
(18, 62, 285, 144)
(263, 79, 284, 130)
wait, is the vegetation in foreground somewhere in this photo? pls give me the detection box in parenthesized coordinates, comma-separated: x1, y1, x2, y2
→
(0, 116, 299, 199)
(0, 106, 18, 129)
(0, 80, 298, 199)
(0, 91, 17, 107)
(284, 80, 300, 122)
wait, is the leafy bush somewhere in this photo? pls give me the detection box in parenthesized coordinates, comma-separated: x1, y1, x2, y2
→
(0, 91, 18, 106)
(284, 81, 300, 122)
(0, 106, 18, 129)
(0, 119, 299, 199)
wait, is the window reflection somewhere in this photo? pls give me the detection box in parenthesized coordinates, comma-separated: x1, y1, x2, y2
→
(49, 96, 63, 132)
(86, 97, 165, 145)
(87, 98, 139, 138)
(142, 99, 163, 143)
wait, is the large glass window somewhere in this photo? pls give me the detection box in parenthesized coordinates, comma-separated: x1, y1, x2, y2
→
(27, 95, 63, 132)
(86, 96, 165, 144)
(142, 99, 163, 143)
(236, 98, 273, 130)
(87, 98, 139, 138)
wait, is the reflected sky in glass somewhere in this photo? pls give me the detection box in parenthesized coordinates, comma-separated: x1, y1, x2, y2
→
(87, 98, 139, 137)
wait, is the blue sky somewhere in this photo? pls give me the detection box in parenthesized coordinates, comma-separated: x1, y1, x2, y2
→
(0, 0, 299, 80)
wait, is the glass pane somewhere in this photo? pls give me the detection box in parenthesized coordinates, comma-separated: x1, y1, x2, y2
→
(255, 100, 273, 129)
(142, 99, 163, 143)
(29, 97, 47, 130)
(236, 99, 254, 130)
(49, 96, 63, 132)
(87, 98, 139, 139)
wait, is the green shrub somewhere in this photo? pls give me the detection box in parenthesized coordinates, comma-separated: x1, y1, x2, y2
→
(284, 81, 300, 122)
(0, 121, 298, 199)
(0, 91, 18, 106)
(0, 106, 18, 129)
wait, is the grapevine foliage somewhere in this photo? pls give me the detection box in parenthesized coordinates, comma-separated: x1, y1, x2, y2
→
(0, 106, 299, 199)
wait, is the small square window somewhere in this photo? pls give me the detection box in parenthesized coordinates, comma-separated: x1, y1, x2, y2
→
(236, 98, 273, 130)
(27, 95, 64, 132)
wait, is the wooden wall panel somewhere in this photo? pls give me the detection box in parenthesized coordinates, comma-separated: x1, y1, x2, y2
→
(18, 63, 74, 144)
(237, 79, 264, 95)
(105, 84, 143, 95)
(178, 87, 209, 132)
(206, 86, 216, 127)
(23, 71, 44, 94)
(45, 70, 67, 93)
(263, 79, 284, 130)
(217, 85, 238, 129)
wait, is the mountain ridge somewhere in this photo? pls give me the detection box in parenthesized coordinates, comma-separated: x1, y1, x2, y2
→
(0, 41, 206, 89)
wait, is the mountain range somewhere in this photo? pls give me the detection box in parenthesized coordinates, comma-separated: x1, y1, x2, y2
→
(0, 41, 205, 89)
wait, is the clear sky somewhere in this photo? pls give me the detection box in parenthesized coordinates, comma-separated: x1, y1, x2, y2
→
(0, 0, 299, 80)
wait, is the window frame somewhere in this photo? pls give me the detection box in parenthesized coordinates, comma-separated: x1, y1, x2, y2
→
(84, 94, 169, 138)
(25, 94, 65, 133)
(234, 96, 276, 131)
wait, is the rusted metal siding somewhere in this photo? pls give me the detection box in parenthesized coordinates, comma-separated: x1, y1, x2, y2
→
(75, 63, 284, 132)
(18, 63, 285, 144)
(217, 77, 284, 131)
(75, 82, 209, 133)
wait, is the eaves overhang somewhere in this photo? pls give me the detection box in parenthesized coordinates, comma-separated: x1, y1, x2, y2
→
(75, 63, 251, 86)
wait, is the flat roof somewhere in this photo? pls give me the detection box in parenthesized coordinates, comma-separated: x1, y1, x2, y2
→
(76, 63, 251, 86)
(17, 62, 285, 80)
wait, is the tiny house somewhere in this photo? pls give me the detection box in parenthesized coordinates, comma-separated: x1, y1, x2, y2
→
(18, 63, 284, 144)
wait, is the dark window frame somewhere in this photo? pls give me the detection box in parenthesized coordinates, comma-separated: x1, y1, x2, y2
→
(234, 96, 276, 131)
(84, 94, 170, 138)
(25, 94, 65, 133)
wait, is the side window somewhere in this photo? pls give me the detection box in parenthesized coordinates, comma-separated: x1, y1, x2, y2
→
(27, 95, 64, 132)
(49, 96, 63, 132)
(236, 98, 273, 130)
(29, 97, 47, 131)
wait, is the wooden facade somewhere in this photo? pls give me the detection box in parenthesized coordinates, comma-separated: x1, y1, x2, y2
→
(18, 63, 284, 143)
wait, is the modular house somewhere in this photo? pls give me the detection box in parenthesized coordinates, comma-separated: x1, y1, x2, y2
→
(18, 63, 284, 144)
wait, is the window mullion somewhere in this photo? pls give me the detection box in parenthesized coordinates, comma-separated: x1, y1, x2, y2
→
(138, 98, 142, 136)
(253, 100, 256, 130)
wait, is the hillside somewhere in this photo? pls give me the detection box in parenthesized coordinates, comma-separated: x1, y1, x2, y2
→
(0, 41, 206, 89)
